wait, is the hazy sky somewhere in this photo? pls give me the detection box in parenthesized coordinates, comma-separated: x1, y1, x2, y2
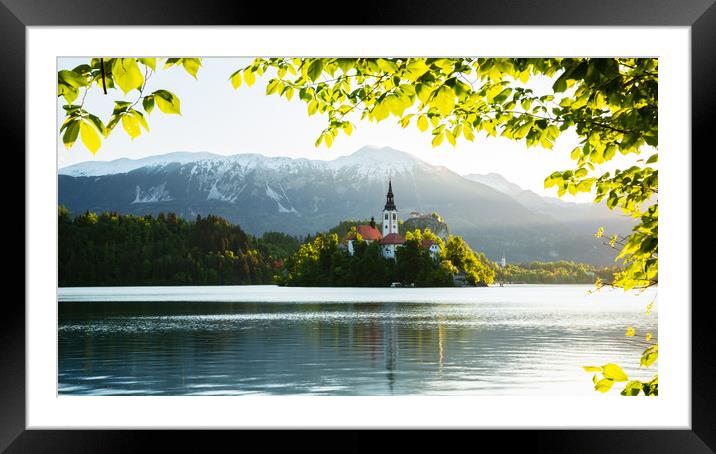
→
(57, 57, 642, 201)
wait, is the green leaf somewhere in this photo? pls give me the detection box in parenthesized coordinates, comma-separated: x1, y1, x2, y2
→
(417, 115, 429, 132)
(57, 85, 79, 104)
(181, 58, 201, 78)
(143, 95, 155, 114)
(416, 84, 432, 103)
(445, 129, 456, 146)
(112, 58, 144, 94)
(153, 90, 181, 115)
(307, 60, 324, 82)
(266, 79, 281, 96)
(432, 132, 445, 148)
(79, 120, 102, 154)
(602, 363, 628, 382)
(577, 178, 596, 192)
(621, 381, 643, 396)
(431, 131, 444, 147)
(62, 120, 80, 149)
(514, 123, 532, 139)
(432, 86, 456, 116)
(58, 69, 89, 88)
(552, 71, 569, 93)
(371, 101, 390, 121)
(376, 58, 398, 73)
(463, 124, 475, 141)
(131, 109, 150, 132)
(641, 345, 658, 368)
(58, 69, 89, 104)
(493, 88, 512, 104)
(121, 114, 141, 139)
(336, 58, 355, 74)
(106, 115, 121, 134)
(546, 125, 560, 139)
(604, 144, 617, 161)
(399, 114, 411, 128)
(86, 114, 107, 138)
(486, 84, 503, 102)
(244, 68, 256, 87)
(594, 378, 614, 393)
(307, 100, 318, 116)
(230, 70, 242, 89)
(138, 58, 156, 71)
(163, 58, 181, 69)
(284, 86, 294, 101)
(540, 137, 554, 149)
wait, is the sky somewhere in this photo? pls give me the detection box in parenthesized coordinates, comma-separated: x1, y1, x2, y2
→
(57, 57, 643, 202)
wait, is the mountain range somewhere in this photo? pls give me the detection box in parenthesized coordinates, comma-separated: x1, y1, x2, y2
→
(58, 146, 634, 265)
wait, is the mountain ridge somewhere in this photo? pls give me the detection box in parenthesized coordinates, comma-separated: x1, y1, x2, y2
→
(463, 172, 635, 237)
(58, 147, 629, 265)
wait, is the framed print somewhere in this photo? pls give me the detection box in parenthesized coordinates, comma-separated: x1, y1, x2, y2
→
(6, 0, 712, 451)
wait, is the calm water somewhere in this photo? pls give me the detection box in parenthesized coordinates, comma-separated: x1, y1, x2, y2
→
(58, 285, 657, 396)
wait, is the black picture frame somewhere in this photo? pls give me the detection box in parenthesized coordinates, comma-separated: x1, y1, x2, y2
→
(5, 0, 710, 451)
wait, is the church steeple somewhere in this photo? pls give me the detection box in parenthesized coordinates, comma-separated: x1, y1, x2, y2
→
(382, 179, 399, 236)
(384, 179, 397, 211)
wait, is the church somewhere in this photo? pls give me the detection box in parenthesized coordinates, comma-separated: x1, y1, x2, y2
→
(345, 180, 440, 260)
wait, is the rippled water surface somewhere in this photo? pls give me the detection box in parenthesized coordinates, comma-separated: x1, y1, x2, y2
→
(58, 285, 657, 395)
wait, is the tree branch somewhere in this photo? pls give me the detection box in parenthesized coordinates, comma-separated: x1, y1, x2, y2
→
(100, 58, 107, 95)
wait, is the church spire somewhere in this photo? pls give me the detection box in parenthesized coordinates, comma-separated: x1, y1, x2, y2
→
(384, 179, 396, 211)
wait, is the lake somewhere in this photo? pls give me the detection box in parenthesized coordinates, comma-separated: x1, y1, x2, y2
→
(58, 285, 657, 396)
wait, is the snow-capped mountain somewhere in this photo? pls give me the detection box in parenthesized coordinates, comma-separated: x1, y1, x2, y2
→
(58, 146, 628, 264)
(59, 151, 223, 177)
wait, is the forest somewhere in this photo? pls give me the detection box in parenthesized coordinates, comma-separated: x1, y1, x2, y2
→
(495, 261, 619, 285)
(58, 206, 299, 286)
(59, 207, 618, 287)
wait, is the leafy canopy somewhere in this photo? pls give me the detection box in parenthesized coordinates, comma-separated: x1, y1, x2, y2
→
(58, 57, 198, 154)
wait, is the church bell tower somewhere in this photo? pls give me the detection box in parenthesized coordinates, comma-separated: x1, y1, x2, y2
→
(382, 179, 399, 236)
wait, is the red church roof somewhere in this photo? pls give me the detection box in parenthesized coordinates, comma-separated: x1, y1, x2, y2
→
(356, 225, 382, 241)
(380, 233, 406, 245)
(345, 225, 382, 243)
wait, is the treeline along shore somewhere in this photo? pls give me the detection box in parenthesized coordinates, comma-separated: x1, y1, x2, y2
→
(58, 207, 620, 287)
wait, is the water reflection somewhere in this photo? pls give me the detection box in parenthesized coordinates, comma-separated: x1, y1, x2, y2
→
(59, 290, 658, 396)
